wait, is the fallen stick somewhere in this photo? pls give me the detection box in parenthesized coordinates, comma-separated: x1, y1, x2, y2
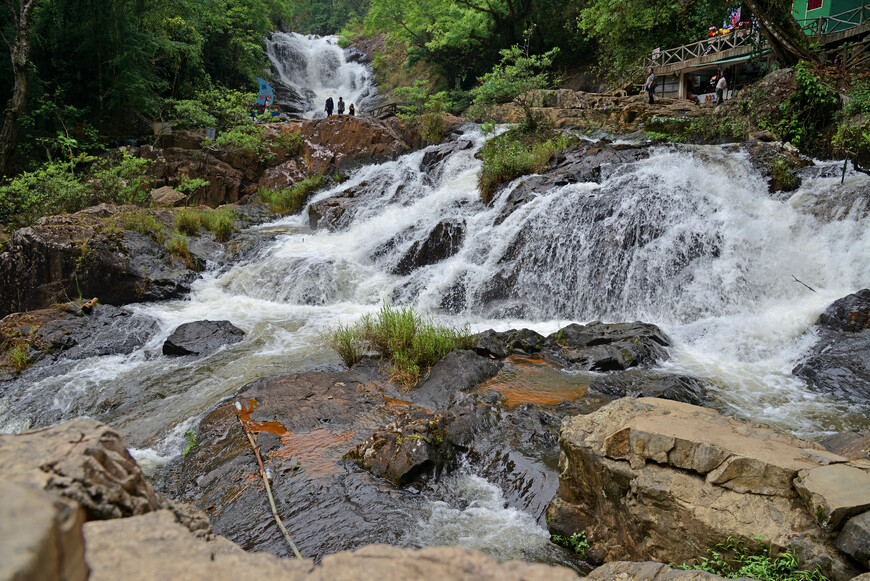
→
(791, 275, 817, 293)
(236, 412, 303, 559)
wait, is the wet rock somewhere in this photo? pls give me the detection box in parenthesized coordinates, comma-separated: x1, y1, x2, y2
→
(0, 481, 88, 581)
(346, 411, 455, 485)
(546, 398, 855, 578)
(473, 329, 511, 359)
(793, 290, 870, 405)
(837, 511, 870, 568)
(163, 320, 246, 357)
(392, 219, 465, 275)
(547, 322, 670, 372)
(413, 350, 503, 411)
(740, 141, 809, 194)
(307, 182, 367, 230)
(419, 139, 474, 180)
(299, 115, 414, 175)
(821, 430, 870, 461)
(588, 370, 709, 406)
(496, 143, 650, 224)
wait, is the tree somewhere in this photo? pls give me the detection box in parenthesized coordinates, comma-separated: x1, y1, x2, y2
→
(740, 0, 816, 66)
(0, 0, 37, 177)
(470, 34, 559, 132)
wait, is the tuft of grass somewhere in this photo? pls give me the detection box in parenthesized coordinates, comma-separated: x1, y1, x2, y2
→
(326, 303, 476, 388)
(165, 230, 191, 264)
(174, 208, 236, 242)
(259, 175, 324, 214)
(115, 209, 166, 245)
(679, 536, 828, 581)
(6, 342, 30, 372)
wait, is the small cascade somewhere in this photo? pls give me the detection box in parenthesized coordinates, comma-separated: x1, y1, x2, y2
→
(265, 32, 377, 118)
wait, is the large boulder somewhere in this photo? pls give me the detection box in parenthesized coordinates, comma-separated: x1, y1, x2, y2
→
(139, 146, 246, 207)
(392, 219, 465, 276)
(546, 398, 859, 579)
(793, 289, 870, 405)
(162, 320, 246, 356)
(588, 370, 710, 407)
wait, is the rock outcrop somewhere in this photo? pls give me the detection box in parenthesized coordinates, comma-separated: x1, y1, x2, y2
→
(162, 320, 246, 357)
(793, 289, 870, 405)
(546, 397, 862, 579)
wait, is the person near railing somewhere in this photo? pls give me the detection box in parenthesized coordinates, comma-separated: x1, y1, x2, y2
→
(716, 74, 728, 105)
(644, 67, 657, 104)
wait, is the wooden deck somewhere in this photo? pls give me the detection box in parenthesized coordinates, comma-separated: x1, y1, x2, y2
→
(643, 4, 870, 76)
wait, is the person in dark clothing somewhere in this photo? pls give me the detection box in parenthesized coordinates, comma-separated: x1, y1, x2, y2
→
(348, 103, 355, 116)
(644, 67, 657, 105)
(337, 97, 345, 115)
(325, 97, 334, 116)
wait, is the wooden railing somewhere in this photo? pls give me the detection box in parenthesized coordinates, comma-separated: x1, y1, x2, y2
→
(642, 3, 870, 71)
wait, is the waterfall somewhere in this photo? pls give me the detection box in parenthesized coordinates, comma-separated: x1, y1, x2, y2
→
(265, 32, 377, 118)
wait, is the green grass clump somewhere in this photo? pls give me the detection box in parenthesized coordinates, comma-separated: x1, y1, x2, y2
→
(175, 208, 236, 242)
(115, 209, 166, 244)
(165, 230, 191, 262)
(679, 537, 828, 581)
(326, 303, 476, 388)
(182, 429, 198, 458)
(259, 175, 324, 214)
(478, 128, 580, 204)
(5, 342, 30, 372)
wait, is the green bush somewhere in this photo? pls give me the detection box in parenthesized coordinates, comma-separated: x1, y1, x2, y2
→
(115, 209, 166, 244)
(165, 230, 191, 261)
(325, 303, 476, 388)
(551, 531, 590, 560)
(0, 161, 92, 228)
(774, 62, 838, 150)
(259, 175, 324, 214)
(89, 153, 154, 206)
(209, 125, 272, 162)
(478, 128, 561, 204)
(679, 537, 828, 581)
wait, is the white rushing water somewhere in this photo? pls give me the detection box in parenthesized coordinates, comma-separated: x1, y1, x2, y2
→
(265, 32, 376, 118)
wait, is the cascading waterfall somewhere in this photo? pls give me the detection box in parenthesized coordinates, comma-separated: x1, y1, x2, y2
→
(1, 124, 869, 564)
(265, 32, 377, 117)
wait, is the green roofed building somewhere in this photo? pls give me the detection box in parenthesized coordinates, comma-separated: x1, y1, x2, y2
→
(793, 0, 869, 33)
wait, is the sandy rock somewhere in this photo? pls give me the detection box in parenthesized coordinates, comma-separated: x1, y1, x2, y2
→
(150, 185, 186, 207)
(794, 464, 870, 530)
(0, 481, 88, 581)
(547, 398, 855, 579)
(585, 561, 733, 580)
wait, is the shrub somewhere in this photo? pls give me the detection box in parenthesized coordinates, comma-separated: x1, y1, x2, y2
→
(325, 303, 475, 388)
(0, 161, 92, 227)
(774, 62, 838, 150)
(259, 175, 324, 214)
(209, 125, 272, 162)
(551, 531, 589, 560)
(478, 128, 559, 204)
(89, 153, 154, 206)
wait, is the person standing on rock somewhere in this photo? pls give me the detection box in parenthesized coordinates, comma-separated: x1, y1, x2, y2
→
(337, 97, 345, 115)
(716, 74, 728, 106)
(348, 103, 355, 116)
(325, 97, 334, 117)
(644, 67, 657, 105)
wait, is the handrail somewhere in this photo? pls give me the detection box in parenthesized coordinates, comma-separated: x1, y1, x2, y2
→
(642, 2, 869, 72)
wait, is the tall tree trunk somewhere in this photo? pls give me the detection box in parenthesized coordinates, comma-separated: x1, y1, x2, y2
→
(0, 0, 37, 178)
(742, 0, 818, 66)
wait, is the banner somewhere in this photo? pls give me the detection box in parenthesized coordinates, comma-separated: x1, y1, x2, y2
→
(256, 77, 274, 106)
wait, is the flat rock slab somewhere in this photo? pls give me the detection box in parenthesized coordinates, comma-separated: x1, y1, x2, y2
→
(0, 481, 87, 581)
(586, 561, 734, 580)
(794, 464, 870, 530)
(162, 319, 245, 356)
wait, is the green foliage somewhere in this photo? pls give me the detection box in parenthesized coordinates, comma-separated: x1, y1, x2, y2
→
(477, 128, 578, 204)
(679, 537, 828, 581)
(165, 230, 192, 261)
(326, 303, 475, 388)
(841, 80, 870, 117)
(0, 161, 92, 228)
(5, 342, 30, 372)
(259, 175, 324, 214)
(209, 125, 272, 162)
(183, 429, 198, 458)
(89, 153, 154, 206)
(770, 157, 801, 192)
(274, 130, 304, 157)
(551, 531, 589, 560)
(393, 80, 449, 144)
(469, 37, 559, 132)
(774, 63, 838, 150)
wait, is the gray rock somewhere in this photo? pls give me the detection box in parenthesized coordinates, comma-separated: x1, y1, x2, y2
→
(0, 481, 88, 581)
(793, 464, 870, 531)
(549, 322, 670, 372)
(836, 511, 870, 568)
(392, 219, 465, 275)
(413, 349, 502, 410)
(163, 320, 245, 356)
(589, 370, 709, 406)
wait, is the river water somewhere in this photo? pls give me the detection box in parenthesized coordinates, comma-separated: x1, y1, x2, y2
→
(2, 35, 869, 566)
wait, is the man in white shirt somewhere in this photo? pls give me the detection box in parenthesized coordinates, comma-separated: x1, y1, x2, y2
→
(716, 75, 728, 105)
